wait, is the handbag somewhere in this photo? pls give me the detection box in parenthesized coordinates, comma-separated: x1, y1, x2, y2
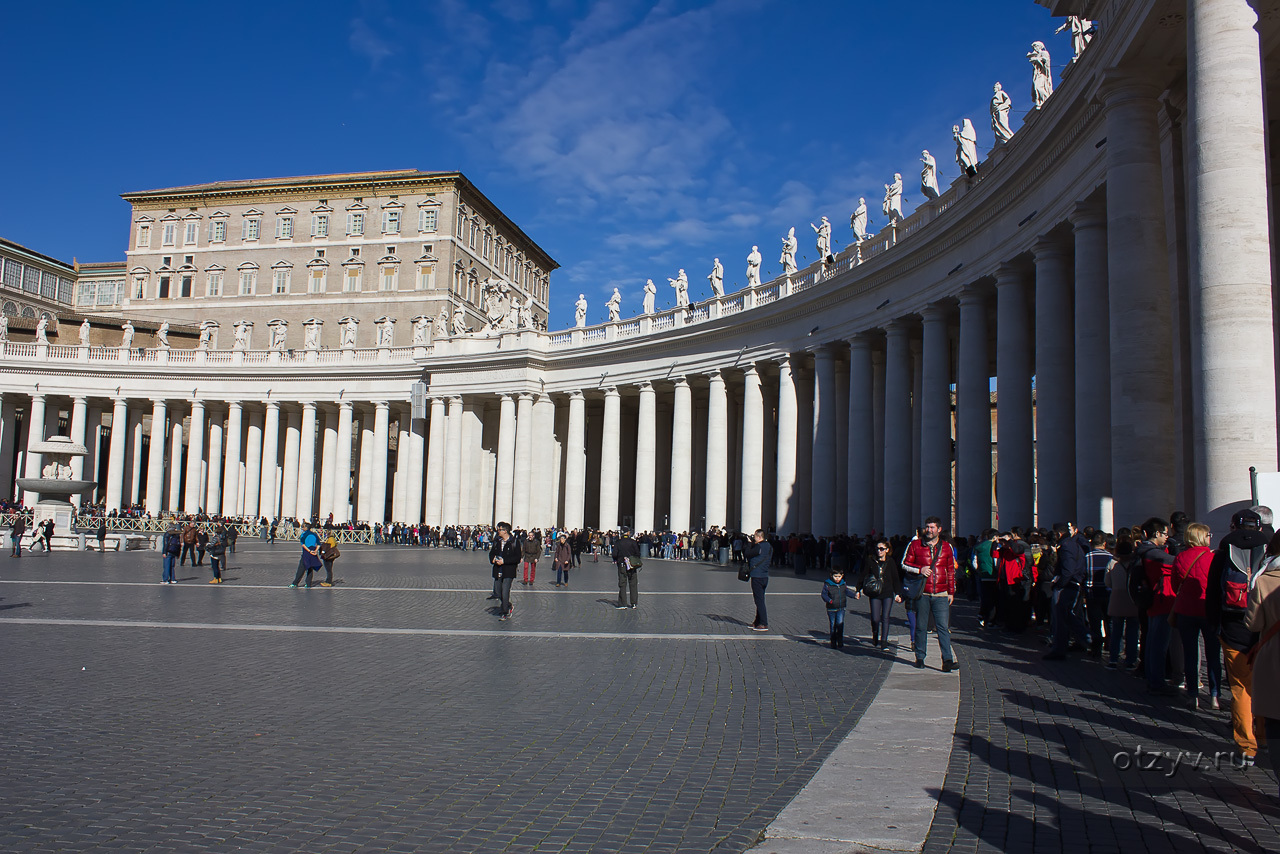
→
(862, 562, 884, 597)
(737, 566, 751, 582)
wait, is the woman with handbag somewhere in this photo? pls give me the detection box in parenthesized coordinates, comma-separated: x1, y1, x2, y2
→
(1170, 522, 1217, 708)
(855, 537, 903, 650)
(318, 535, 341, 587)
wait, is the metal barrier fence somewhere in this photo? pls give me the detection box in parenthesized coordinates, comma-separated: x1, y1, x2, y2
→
(0, 513, 375, 545)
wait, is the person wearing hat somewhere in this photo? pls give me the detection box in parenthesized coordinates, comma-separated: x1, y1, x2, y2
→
(552, 533, 573, 587)
(161, 524, 182, 584)
(1207, 508, 1271, 764)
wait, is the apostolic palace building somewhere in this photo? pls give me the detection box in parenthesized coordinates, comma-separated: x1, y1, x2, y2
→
(1, 0, 1276, 540)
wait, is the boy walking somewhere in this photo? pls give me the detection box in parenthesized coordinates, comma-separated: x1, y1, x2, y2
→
(821, 567, 850, 649)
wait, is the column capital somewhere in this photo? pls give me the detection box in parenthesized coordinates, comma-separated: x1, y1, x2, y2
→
(847, 332, 875, 350)
(811, 344, 837, 361)
(1033, 234, 1071, 261)
(672, 376, 690, 388)
(302, 400, 317, 411)
(920, 303, 950, 323)
(374, 400, 390, 411)
(568, 390, 585, 401)
(994, 262, 1030, 287)
(958, 284, 988, 307)
(517, 391, 536, 402)
(338, 399, 354, 411)
(72, 395, 88, 405)
(705, 368, 725, 384)
(112, 396, 128, 407)
(1069, 199, 1106, 230)
(885, 317, 913, 336)
(742, 363, 760, 380)
(1097, 68, 1164, 109)
(228, 399, 243, 410)
(601, 386, 619, 398)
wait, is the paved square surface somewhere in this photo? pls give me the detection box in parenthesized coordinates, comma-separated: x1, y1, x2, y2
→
(0, 545, 893, 853)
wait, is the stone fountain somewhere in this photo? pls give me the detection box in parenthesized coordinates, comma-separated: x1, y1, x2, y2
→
(16, 435, 96, 533)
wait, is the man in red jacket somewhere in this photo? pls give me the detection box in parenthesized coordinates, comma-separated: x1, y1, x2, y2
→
(902, 516, 960, 672)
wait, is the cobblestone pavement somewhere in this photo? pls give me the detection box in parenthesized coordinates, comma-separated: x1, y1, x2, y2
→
(0, 545, 895, 853)
(923, 601, 1280, 854)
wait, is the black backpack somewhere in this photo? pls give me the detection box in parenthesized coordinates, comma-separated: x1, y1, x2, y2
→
(1127, 552, 1154, 611)
(164, 532, 181, 555)
(1221, 544, 1267, 616)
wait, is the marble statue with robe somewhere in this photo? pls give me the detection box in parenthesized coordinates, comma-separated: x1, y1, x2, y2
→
(198, 325, 211, 350)
(883, 174, 903, 221)
(157, 321, 170, 349)
(303, 322, 320, 350)
(746, 247, 762, 287)
(377, 317, 395, 347)
(643, 279, 657, 314)
(451, 306, 468, 336)
(269, 322, 287, 351)
(121, 321, 135, 349)
(78, 319, 90, 347)
(412, 315, 430, 345)
(35, 315, 48, 344)
(574, 294, 588, 328)
(954, 120, 979, 177)
(811, 217, 833, 261)
(606, 287, 622, 322)
(519, 295, 535, 329)
(991, 82, 1014, 143)
(920, 150, 941, 199)
(780, 228, 798, 276)
(669, 269, 689, 307)
(1056, 16, 1092, 60)
(1028, 41, 1052, 109)
(435, 307, 449, 338)
(0, 315, 8, 344)
(850, 199, 868, 241)
(340, 317, 358, 348)
(232, 321, 251, 350)
(708, 258, 724, 297)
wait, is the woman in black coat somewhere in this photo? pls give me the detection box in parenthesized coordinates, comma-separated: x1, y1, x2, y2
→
(855, 537, 904, 650)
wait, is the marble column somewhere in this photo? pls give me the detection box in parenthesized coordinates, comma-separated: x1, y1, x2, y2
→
(1101, 73, 1176, 524)
(494, 394, 517, 524)
(356, 413, 375, 523)
(407, 408, 426, 525)
(796, 365, 814, 533)
(184, 400, 206, 514)
(883, 320, 913, 535)
(145, 399, 166, 515)
(811, 347, 838, 537)
(0, 398, 16, 499)
(106, 398, 129, 512)
(776, 356, 799, 534)
(995, 264, 1034, 528)
(128, 411, 144, 507)
(425, 397, 447, 526)
(741, 365, 764, 533)
(1070, 203, 1112, 530)
(705, 371, 729, 530)
(167, 412, 184, 514)
(635, 383, 657, 533)
(243, 408, 263, 520)
(871, 349, 886, 532)
(532, 394, 556, 529)
(260, 402, 283, 518)
(333, 400, 354, 523)
(564, 391, 587, 529)
(370, 401, 390, 525)
(221, 402, 242, 517)
(393, 410, 410, 524)
(442, 397, 463, 524)
(1187, 0, 1278, 527)
(317, 410, 335, 520)
(669, 378, 693, 533)
(22, 394, 47, 508)
(598, 387, 621, 532)
(919, 306, 952, 524)
(835, 359, 849, 531)
(1033, 237, 1077, 526)
(957, 287, 992, 536)
(206, 408, 223, 515)
(297, 402, 317, 521)
(281, 408, 301, 520)
(910, 339, 924, 526)
(513, 393, 535, 528)
(69, 397, 88, 507)
(847, 335, 874, 533)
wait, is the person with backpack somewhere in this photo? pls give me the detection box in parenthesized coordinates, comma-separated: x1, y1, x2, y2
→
(161, 524, 181, 584)
(1170, 522, 1219, 709)
(1207, 509, 1270, 765)
(1134, 517, 1177, 695)
(1245, 529, 1280, 796)
(207, 531, 226, 584)
(821, 565, 850, 649)
(1105, 536, 1141, 669)
(854, 536, 902, 650)
(997, 535, 1032, 633)
(318, 535, 340, 587)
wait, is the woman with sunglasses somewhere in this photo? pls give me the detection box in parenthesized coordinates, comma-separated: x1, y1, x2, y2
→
(855, 537, 904, 650)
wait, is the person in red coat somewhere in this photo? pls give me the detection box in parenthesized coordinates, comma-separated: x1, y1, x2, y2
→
(901, 516, 960, 672)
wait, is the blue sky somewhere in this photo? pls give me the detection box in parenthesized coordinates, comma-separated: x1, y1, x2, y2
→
(1, 1, 1066, 327)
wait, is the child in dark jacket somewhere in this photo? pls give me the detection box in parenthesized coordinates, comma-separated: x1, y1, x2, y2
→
(822, 568, 850, 649)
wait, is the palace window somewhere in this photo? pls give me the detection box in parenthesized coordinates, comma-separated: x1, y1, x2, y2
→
(207, 272, 222, 297)
(417, 264, 434, 291)
(210, 220, 226, 243)
(243, 217, 261, 241)
(310, 268, 326, 294)
(136, 224, 151, 248)
(273, 269, 290, 294)
(381, 265, 398, 292)
(277, 217, 294, 239)
(419, 209, 437, 233)
(184, 222, 198, 246)
(347, 212, 365, 236)
(239, 270, 256, 295)
(132, 275, 146, 299)
(158, 275, 171, 299)
(382, 210, 400, 234)
(2, 258, 21, 289)
(162, 223, 176, 246)
(180, 275, 192, 298)
(344, 267, 361, 292)
(312, 214, 328, 237)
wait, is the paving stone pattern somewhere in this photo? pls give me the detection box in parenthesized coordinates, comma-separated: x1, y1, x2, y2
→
(0, 546, 894, 853)
(923, 603, 1280, 854)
